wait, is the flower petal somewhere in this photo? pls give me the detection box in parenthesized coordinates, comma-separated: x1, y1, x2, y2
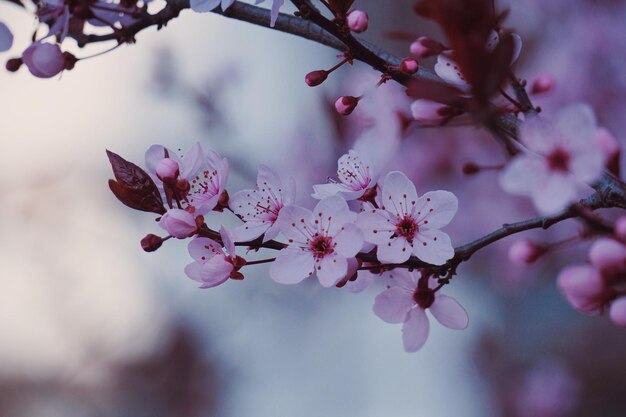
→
(531, 174, 578, 214)
(377, 236, 412, 264)
(429, 295, 469, 329)
(402, 307, 430, 352)
(499, 155, 546, 195)
(274, 205, 314, 244)
(317, 254, 348, 288)
(333, 223, 363, 258)
(555, 103, 596, 149)
(412, 229, 454, 265)
(199, 256, 233, 288)
(190, 0, 221, 12)
(414, 190, 458, 229)
(270, 248, 314, 285)
(373, 287, 414, 323)
(188, 237, 222, 261)
(231, 221, 270, 242)
(381, 171, 418, 217)
(357, 209, 395, 244)
(312, 195, 356, 236)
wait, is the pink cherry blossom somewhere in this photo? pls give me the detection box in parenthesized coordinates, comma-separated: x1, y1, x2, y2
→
(270, 195, 363, 287)
(508, 239, 546, 265)
(588, 238, 626, 280)
(410, 99, 454, 126)
(345, 10, 369, 33)
(0, 21, 13, 52)
(312, 149, 377, 201)
(159, 208, 199, 238)
(358, 171, 457, 265)
(145, 143, 228, 214)
(373, 269, 468, 352)
(499, 103, 604, 214)
(557, 265, 611, 314)
(409, 36, 444, 58)
(609, 297, 626, 328)
(22, 42, 65, 79)
(185, 227, 241, 288)
(229, 164, 295, 242)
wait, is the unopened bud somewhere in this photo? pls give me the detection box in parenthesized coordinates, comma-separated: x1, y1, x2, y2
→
(409, 36, 445, 58)
(305, 70, 328, 87)
(400, 58, 419, 74)
(462, 162, 481, 176)
(334, 95, 359, 115)
(5, 57, 22, 72)
(588, 238, 626, 281)
(63, 52, 78, 70)
(156, 158, 180, 182)
(346, 10, 369, 33)
(410, 99, 454, 126)
(530, 73, 555, 94)
(508, 239, 546, 265)
(610, 297, 626, 328)
(615, 216, 626, 243)
(557, 265, 609, 314)
(141, 234, 164, 252)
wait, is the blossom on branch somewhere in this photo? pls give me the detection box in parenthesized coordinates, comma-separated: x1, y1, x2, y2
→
(270, 195, 363, 287)
(185, 227, 245, 288)
(230, 164, 295, 242)
(358, 171, 457, 265)
(373, 269, 468, 352)
(312, 149, 377, 201)
(499, 104, 604, 214)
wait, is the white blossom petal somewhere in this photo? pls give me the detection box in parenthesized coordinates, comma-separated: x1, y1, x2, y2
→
(377, 236, 412, 264)
(412, 229, 454, 265)
(199, 256, 233, 288)
(270, 248, 315, 285)
(429, 295, 469, 329)
(373, 288, 414, 323)
(402, 307, 430, 352)
(381, 171, 419, 217)
(414, 190, 458, 229)
(333, 223, 363, 258)
(317, 254, 348, 288)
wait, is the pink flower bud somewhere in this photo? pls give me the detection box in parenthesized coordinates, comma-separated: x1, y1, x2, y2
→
(410, 99, 452, 126)
(400, 58, 419, 74)
(345, 10, 369, 33)
(409, 36, 445, 58)
(594, 127, 621, 176)
(609, 297, 626, 328)
(22, 42, 65, 79)
(156, 158, 180, 182)
(141, 234, 164, 252)
(557, 265, 609, 314)
(334, 96, 359, 115)
(159, 209, 198, 238)
(508, 240, 546, 265)
(530, 73, 555, 94)
(615, 216, 626, 243)
(588, 238, 626, 280)
(5, 57, 22, 72)
(305, 70, 328, 87)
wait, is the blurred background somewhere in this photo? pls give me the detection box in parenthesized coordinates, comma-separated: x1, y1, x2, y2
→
(1, 0, 626, 416)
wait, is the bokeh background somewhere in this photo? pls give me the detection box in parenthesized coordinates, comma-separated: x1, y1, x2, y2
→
(1, 0, 626, 416)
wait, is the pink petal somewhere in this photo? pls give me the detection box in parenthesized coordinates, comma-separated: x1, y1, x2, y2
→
(317, 254, 348, 288)
(520, 116, 559, 154)
(569, 148, 603, 184)
(274, 204, 313, 244)
(531, 174, 578, 214)
(377, 236, 412, 264)
(346, 270, 376, 293)
(312, 195, 356, 236)
(199, 255, 233, 288)
(402, 307, 430, 352)
(414, 190, 458, 229)
(219, 226, 236, 256)
(190, 0, 220, 12)
(554, 103, 596, 149)
(0, 21, 12, 52)
(188, 237, 222, 261)
(145, 145, 179, 174)
(184, 261, 204, 282)
(231, 221, 270, 242)
(357, 209, 395, 245)
(434, 52, 470, 91)
(333, 223, 363, 258)
(336, 150, 372, 192)
(387, 269, 419, 292)
(499, 156, 546, 194)
(429, 295, 469, 329)
(180, 142, 205, 179)
(381, 171, 418, 217)
(311, 183, 348, 200)
(270, 0, 285, 27)
(159, 209, 197, 238)
(373, 287, 414, 323)
(412, 229, 454, 265)
(270, 248, 315, 285)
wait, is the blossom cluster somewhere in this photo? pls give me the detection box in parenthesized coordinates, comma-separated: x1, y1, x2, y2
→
(107, 143, 463, 351)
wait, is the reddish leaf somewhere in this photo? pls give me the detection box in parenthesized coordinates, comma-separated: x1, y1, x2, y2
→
(106, 150, 166, 214)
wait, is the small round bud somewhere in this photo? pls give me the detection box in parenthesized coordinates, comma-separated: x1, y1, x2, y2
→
(400, 58, 419, 74)
(409, 36, 445, 58)
(305, 70, 328, 87)
(462, 162, 481, 176)
(334, 95, 359, 115)
(588, 238, 626, 281)
(557, 265, 609, 314)
(63, 51, 78, 70)
(410, 99, 453, 126)
(345, 10, 369, 33)
(530, 73, 555, 94)
(141, 234, 164, 252)
(508, 240, 546, 265)
(615, 216, 626, 243)
(5, 57, 22, 72)
(609, 297, 626, 328)
(156, 158, 180, 182)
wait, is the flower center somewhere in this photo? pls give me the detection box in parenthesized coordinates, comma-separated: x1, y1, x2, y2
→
(413, 288, 435, 309)
(309, 235, 334, 259)
(396, 216, 418, 240)
(547, 148, 571, 172)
